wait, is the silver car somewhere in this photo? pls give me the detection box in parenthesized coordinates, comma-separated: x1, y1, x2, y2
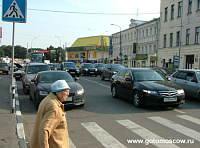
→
(22, 63, 51, 94)
(170, 69, 200, 100)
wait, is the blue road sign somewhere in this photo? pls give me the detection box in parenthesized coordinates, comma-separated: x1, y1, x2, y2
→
(2, 0, 27, 23)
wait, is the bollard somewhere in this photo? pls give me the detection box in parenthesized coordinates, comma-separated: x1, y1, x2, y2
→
(11, 86, 15, 113)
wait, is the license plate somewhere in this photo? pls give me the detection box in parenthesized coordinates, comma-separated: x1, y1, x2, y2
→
(0, 71, 2, 73)
(70, 72, 75, 74)
(164, 97, 177, 102)
(67, 97, 72, 101)
(90, 72, 94, 73)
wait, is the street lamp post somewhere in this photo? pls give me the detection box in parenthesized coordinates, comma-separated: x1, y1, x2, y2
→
(111, 24, 122, 64)
(31, 37, 37, 52)
(55, 35, 61, 48)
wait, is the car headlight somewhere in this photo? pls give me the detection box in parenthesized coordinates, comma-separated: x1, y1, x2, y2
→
(113, 71, 117, 74)
(77, 88, 84, 95)
(39, 91, 49, 96)
(85, 68, 88, 71)
(66, 69, 69, 71)
(76, 69, 80, 72)
(143, 90, 158, 95)
(177, 89, 184, 94)
(95, 69, 97, 71)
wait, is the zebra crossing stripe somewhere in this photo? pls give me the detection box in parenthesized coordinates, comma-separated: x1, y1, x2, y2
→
(148, 116, 200, 142)
(69, 138, 76, 148)
(81, 122, 127, 148)
(117, 119, 179, 148)
(177, 115, 200, 125)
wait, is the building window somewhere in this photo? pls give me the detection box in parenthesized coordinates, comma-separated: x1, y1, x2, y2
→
(142, 30, 145, 37)
(146, 29, 148, 37)
(186, 29, 190, 45)
(170, 33, 173, 47)
(188, 0, 193, 13)
(195, 27, 200, 44)
(178, 1, 182, 17)
(75, 53, 79, 58)
(176, 31, 181, 46)
(154, 45, 156, 53)
(165, 7, 168, 21)
(131, 33, 133, 40)
(149, 45, 152, 53)
(154, 27, 157, 34)
(198, 0, 200, 10)
(171, 4, 174, 19)
(164, 34, 167, 48)
(145, 46, 148, 54)
(150, 28, 152, 36)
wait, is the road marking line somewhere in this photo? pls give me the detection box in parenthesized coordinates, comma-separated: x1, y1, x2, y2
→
(117, 119, 179, 148)
(81, 122, 127, 148)
(177, 115, 200, 125)
(174, 109, 185, 114)
(17, 123, 26, 140)
(69, 138, 76, 148)
(148, 116, 200, 142)
(81, 77, 110, 88)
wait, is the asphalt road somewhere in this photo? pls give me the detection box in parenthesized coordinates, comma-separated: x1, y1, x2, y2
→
(16, 75, 200, 148)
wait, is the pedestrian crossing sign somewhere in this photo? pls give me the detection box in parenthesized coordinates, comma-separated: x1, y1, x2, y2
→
(2, 0, 27, 23)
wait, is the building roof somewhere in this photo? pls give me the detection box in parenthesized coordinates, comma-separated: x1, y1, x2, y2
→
(71, 35, 110, 47)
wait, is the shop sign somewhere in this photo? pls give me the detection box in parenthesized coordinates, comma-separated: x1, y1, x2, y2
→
(136, 54, 148, 60)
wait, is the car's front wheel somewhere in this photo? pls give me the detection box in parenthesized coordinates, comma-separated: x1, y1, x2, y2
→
(112, 85, 118, 98)
(100, 73, 105, 80)
(132, 91, 141, 108)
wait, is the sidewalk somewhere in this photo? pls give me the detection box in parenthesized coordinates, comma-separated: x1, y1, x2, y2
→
(0, 75, 26, 148)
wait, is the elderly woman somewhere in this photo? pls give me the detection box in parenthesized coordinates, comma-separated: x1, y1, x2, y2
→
(30, 80, 70, 148)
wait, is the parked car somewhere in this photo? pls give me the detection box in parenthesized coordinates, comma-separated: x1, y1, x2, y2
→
(111, 68, 185, 108)
(79, 63, 98, 76)
(22, 63, 51, 94)
(48, 63, 53, 70)
(94, 63, 105, 75)
(152, 67, 174, 80)
(100, 64, 125, 81)
(61, 62, 80, 77)
(14, 64, 25, 80)
(29, 71, 85, 108)
(0, 63, 9, 75)
(170, 69, 200, 101)
(52, 63, 61, 70)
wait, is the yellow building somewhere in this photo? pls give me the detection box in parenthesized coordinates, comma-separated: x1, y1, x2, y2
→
(66, 36, 110, 66)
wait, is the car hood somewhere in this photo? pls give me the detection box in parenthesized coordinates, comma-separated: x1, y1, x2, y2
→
(138, 81, 182, 91)
(27, 74, 36, 80)
(38, 81, 82, 93)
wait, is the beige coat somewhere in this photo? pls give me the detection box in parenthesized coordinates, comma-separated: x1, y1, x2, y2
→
(30, 93, 70, 148)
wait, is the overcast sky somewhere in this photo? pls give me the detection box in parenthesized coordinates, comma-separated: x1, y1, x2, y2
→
(0, 0, 160, 49)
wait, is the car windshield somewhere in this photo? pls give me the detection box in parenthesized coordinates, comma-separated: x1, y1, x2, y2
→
(112, 65, 125, 70)
(133, 71, 165, 81)
(27, 65, 50, 74)
(0, 63, 8, 67)
(98, 64, 105, 67)
(38, 72, 74, 83)
(64, 63, 77, 67)
(55, 64, 61, 68)
(85, 64, 94, 68)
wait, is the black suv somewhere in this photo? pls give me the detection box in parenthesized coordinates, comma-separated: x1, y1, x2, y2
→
(61, 62, 80, 77)
(100, 64, 125, 81)
(22, 63, 51, 94)
(79, 63, 98, 76)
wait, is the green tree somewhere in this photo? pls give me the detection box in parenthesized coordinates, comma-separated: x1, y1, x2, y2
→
(0, 48, 5, 57)
(14, 45, 27, 59)
(1, 45, 12, 57)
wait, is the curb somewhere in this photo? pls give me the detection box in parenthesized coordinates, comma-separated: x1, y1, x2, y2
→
(14, 79, 27, 148)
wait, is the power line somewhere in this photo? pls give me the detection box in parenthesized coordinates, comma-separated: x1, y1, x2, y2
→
(0, 5, 160, 16)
